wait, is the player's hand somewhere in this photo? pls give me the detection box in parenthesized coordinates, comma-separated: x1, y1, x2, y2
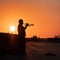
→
(26, 23, 29, 26)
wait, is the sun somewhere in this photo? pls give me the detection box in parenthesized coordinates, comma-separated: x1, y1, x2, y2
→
(10, 26, 15, 32)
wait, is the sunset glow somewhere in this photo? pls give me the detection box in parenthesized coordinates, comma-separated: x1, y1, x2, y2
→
(0, 0, 60, 38)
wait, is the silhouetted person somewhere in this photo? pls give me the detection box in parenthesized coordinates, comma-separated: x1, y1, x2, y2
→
(17, 19, 29, 54)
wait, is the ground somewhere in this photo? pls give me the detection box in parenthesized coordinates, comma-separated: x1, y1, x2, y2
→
(0, 42, 60, 60)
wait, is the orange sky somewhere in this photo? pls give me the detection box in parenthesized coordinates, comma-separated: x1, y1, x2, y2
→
(0, 0, 60, 38)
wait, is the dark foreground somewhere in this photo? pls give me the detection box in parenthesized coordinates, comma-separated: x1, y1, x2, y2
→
(0, 33, 60, 60)
(0, 42, 60, 60)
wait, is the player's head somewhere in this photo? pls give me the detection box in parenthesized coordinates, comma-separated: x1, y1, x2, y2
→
(19, 19, 23, 25)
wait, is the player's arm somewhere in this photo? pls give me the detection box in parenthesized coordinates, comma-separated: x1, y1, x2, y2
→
(24, 23, 29, 30)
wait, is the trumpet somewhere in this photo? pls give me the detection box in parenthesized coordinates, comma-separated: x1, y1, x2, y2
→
(24, 23, 34, 26)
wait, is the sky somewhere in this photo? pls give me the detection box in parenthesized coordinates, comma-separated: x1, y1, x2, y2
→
(0, 0, 60, 38)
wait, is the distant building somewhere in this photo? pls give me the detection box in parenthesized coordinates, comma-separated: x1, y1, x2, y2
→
(31, 36, 40, 41)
